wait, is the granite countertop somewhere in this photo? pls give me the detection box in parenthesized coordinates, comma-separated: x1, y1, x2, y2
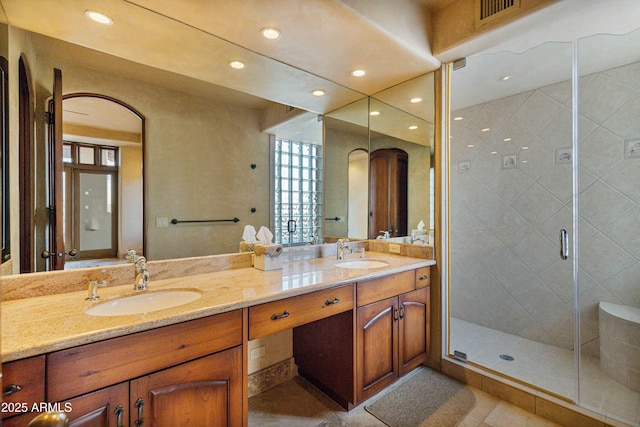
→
(1, 252, 435, 362)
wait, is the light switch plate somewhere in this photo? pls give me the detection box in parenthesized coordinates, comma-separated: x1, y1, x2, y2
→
(156, 217, 169, 228)
(389, 243, 401, 254)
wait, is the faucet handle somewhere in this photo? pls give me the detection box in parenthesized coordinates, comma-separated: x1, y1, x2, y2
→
(86, 280, 107, 301)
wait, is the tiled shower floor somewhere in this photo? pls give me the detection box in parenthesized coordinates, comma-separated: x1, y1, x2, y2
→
(450, 318, 640, 426)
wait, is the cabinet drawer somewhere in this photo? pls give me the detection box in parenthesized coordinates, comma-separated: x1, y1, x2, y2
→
(47, 309, 243, 402)
(249, 284, 354, 340)
(356, 270, 415, 307)
(415, 266, 431, 289)
(2, 356, 45, 419)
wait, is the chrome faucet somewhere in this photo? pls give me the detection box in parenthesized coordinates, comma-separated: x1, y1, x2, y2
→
(127, 249, 150, 291)
(336, 239, 352, 260)
(85, 280, 107, 301)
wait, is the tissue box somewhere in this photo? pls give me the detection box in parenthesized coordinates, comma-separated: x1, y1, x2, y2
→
(239, 241, 254, 253)
(253, 244, 283, 271)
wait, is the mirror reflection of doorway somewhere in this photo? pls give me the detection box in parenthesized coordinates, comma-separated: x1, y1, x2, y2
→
(369, 148, 408, 239)
(62, 94, 143, 269)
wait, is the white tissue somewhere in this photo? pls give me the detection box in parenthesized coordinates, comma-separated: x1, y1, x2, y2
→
(242, 225, 257, 242)
(256, 226, 274, 244)
(417, 220, 425, 231)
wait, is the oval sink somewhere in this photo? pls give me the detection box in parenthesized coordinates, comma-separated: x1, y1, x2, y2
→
(336, 260, 389, 269)
(85, 289, 202, 317)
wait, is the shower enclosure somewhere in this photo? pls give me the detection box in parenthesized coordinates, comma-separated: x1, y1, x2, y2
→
(446, 27, 640, 426)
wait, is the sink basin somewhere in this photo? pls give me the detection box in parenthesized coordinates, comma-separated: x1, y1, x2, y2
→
(336, 260, 389, 269)
(85, 289, 202, 317)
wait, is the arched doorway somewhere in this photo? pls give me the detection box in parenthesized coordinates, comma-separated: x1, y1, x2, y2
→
(61, 94, 144, 268)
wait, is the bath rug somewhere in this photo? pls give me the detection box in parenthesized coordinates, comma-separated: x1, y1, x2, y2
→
(365, 367, 476, 427)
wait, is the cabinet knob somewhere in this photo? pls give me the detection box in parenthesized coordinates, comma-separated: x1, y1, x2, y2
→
(27, 413, 69, 427)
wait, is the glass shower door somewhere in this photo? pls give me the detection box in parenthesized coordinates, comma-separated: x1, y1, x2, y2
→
(577, 28, 640, 425)
(447, 40, 577, 401)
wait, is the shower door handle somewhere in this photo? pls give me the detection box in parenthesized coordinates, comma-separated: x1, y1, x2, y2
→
(559, 229, 569, 260)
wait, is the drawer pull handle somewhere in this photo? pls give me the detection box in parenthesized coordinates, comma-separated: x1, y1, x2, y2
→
(114, 405, 125, 427)
(134, 398, 145, 426)
(3, 384, 22, 396)
(271, 310, 290, 320)
(325, 297, 340, 306)
(419, 275, 429, 281)
(393, 307, 399, 321)
(399, 305, 405, 319)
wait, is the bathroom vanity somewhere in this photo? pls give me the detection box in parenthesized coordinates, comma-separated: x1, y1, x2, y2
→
(1, 252, 434, 426)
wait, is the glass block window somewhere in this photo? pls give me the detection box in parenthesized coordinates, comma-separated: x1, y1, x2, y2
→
(273, 138, 322, 245)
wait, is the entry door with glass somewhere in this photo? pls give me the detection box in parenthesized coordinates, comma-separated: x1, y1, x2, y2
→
(63, 143, 118, 260)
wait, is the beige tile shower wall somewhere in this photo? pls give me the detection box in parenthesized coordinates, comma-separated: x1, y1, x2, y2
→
(25, 30, 270, 262)
(450, 60, 640, 354)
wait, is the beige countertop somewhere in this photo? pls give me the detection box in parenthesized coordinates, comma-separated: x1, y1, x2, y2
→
(2, 252, 435, 362)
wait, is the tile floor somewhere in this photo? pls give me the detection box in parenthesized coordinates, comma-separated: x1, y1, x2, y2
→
(450, 318, 640, 426)
(248, 368, 561, 426)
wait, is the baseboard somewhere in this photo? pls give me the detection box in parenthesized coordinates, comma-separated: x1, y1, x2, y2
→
(248, 357, 298, 398)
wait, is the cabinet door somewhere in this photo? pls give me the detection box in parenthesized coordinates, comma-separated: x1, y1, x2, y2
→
(3, 383, 128, 427)
(130, 346, 243, 427)
(356, 296, 398, 402)
(398, 287, 430, 376)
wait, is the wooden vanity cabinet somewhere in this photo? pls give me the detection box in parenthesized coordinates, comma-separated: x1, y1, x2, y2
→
(249, 284, 354, 340)
(3, 383, 129, 427)
(293, 268, 431, 408)
(8, 310, 245, 427)
(355, 273, 430, 402)
(130, 346, 242, 427)
(1, 356, 45, 419)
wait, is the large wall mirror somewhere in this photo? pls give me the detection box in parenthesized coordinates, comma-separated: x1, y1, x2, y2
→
(324, 74, 435, 243)
(1, 2, 435, 275)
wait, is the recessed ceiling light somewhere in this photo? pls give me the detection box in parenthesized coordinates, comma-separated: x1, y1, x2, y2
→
(522, 160, 528, 163)
(351, 69, 366, 77)
(522, 146, 529, 150)
(261, 27, 281, 40)
(410, 97, 422, 103)
(504, 137, 512, 142)
(229, 61, 245, 69)
(453, 116, 463, 121)
(467, 144, 475, 148)
(501, 75, 512, 81)
(369, 111, 380, 116)
(85, 10, 113, 25)
(409, 125, 418, 130)
(490, 151, 498, 154)
(481, 128, 490, 132)
(312, 89, 325, 97)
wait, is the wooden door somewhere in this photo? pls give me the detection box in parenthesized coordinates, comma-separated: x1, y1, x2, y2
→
(129, 347, 243, 427)
(4, 383, 128, 427)
(398, 287, 430, 375)
(45, 68, 65, 270)
(356, 296, 398, 402)
(369, 149, 408, 238)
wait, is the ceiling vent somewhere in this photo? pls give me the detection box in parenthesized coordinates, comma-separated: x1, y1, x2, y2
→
(475, 0, 520, 27)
